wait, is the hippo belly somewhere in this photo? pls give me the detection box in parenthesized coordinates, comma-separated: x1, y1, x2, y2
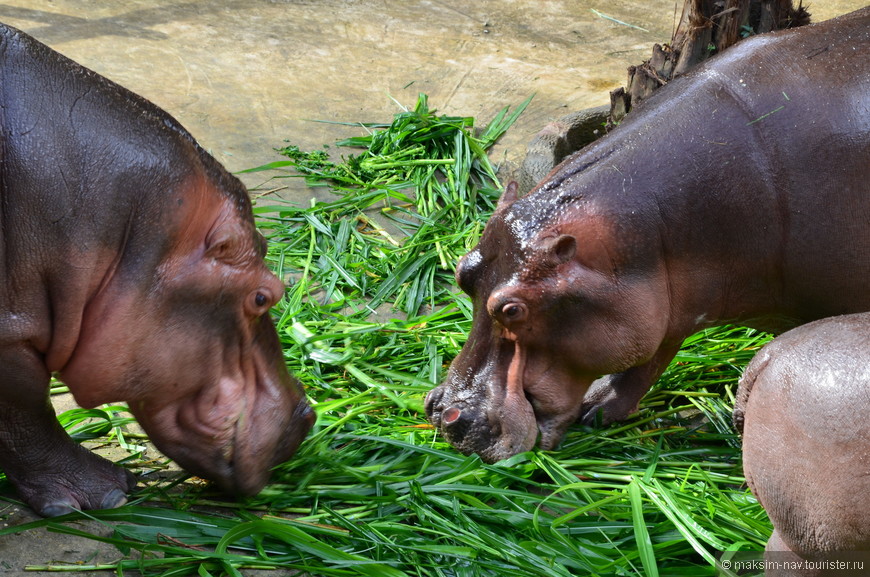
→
(735, 313, 870, 576)
(0, 22, 313, 516)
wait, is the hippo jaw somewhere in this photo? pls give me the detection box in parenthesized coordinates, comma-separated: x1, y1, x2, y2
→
(129, 351, 315, 495)
(425, 333, 594, 463)
(426, 341, 540, 463)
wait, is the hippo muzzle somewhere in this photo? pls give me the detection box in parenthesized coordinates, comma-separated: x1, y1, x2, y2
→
(123, 314, 316, 496)
(152, 390, 315, 496)
(426, 331, 557, 463)
(425, 386, 538, 464)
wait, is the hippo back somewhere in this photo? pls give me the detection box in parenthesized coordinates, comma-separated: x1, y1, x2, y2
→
(544, 6, 870, 328)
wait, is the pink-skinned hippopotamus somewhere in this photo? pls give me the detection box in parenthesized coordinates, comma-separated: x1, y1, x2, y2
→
(0, 23, 314, 516)
(425, 7, 870, 463)
(734, 313, 870, 576)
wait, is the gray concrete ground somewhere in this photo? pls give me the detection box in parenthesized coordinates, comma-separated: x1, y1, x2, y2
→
(0, 0, 864, 574)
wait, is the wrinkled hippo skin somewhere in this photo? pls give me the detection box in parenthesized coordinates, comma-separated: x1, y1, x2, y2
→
(425, 7, 870, 463)
(734, 313, 870, 577)
(0, 23, 314, 516)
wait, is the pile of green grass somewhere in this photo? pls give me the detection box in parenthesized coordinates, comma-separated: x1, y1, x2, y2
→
(0, 94, 773, 576)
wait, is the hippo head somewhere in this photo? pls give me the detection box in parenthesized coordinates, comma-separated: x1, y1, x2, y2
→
(59, 161, 314, 496)
(425, 182, 669, 462)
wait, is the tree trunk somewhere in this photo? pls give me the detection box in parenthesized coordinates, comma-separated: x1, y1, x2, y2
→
(608, 0, 810, 126)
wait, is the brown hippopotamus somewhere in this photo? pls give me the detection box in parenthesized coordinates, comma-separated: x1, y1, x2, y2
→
(734, 313, 870, 576)
(425, 7, 870, 463)
(0, 23, 314, 516)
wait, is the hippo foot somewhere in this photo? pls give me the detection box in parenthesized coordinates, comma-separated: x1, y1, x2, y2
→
(579, 375, 640, 427)
(7, 442, 137, 517)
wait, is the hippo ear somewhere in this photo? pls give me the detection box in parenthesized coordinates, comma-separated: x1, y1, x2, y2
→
(539, 234, 576, 266)
(497, 181, 520, 210)
(205, 222, 247, 264)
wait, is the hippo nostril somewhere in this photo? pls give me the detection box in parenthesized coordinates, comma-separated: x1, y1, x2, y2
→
(294, 401, 316, 429)
(424, 388, 444, 417)
(442, 406, 462, 425)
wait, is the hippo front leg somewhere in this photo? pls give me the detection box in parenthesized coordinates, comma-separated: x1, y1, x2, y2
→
(579, 342, 682, 427)
(0, 346, 136, 517)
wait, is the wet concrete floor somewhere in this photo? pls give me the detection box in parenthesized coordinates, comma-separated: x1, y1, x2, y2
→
(0, 0, 865, 574)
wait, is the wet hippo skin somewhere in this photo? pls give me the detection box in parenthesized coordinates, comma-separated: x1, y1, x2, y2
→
(734, 313, 870, 577)
(0, 23, 314, 516)
(426, 7, 870, 463)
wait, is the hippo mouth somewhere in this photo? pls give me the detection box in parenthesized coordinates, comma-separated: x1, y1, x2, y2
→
(222, 398, 315, 495)
(221, 398, 315, 494)
(425, 341, 540, 463)
(132, 388, 315, 497)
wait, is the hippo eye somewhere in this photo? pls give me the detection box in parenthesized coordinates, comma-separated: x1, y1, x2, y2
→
(501, 302, 527, 322)
(248, 291, 273, 316)
(254, 292, 268, 307)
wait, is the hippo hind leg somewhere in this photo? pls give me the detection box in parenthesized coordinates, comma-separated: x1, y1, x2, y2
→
(0, 346, 136, 517)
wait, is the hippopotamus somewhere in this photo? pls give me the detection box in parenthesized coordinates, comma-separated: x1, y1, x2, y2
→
(0, 23, 314, 516)
(734, 313, 870, 576)
(425, 7, 870, 463)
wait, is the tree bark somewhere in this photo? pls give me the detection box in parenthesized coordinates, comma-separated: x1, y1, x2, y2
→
(608, 0, 810, 126)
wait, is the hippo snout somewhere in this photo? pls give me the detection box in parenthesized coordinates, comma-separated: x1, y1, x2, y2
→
(426, 387, 470, 440)
(231, 389, 316, 496)
(269, 399, 316, 469)
(430, 401, 487, 448)
(199, 397, 315, 497)
(424, 387, 444, 424)
(425, 385, 527, 463)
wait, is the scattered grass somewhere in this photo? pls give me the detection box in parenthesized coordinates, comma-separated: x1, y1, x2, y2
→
(0, 94, 772, 576)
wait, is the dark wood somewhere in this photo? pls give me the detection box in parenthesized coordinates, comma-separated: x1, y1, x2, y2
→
(608, 0, 811, 126)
